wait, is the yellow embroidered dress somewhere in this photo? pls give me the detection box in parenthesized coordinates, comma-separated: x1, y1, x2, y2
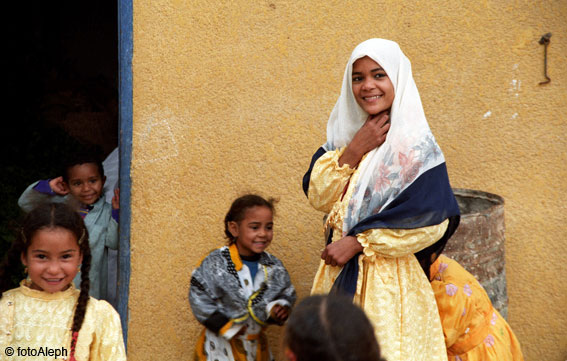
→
(0, 281, 126, 361)
(308, 148, 449, 361)
(430, 256, 524, 361)
(303, 38, 463, 361)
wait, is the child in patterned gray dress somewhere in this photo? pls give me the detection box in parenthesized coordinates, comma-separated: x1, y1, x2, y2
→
(189, 194, 296, 361)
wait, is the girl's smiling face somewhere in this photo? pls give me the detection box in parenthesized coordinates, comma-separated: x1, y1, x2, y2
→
(229, 206, 274, 257)
(351, 56, 395, 115)
(21, 227, 82, 293)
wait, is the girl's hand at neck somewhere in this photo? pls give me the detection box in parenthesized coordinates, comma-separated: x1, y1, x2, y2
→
(338, 111, 390, 168)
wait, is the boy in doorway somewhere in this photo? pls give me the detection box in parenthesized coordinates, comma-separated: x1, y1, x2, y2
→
(18, 149, 119, 302)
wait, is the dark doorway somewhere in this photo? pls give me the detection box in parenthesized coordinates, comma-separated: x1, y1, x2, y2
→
(1, 2, 118, 291)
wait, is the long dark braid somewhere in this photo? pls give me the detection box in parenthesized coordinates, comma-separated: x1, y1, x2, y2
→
(69, 225, 91, 360)
(0, 203, 91, 360)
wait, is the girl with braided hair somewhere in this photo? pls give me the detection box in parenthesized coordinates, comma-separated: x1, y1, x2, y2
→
(0, 203, 126, 361)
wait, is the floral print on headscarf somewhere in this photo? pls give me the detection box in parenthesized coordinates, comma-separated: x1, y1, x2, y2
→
(324, 39, 446, 235)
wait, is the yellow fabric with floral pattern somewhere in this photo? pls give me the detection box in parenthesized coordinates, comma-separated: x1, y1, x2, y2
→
(430, 255, 524, 361)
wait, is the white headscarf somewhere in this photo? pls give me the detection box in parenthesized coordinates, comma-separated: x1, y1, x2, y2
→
(324, 39, 446, 234)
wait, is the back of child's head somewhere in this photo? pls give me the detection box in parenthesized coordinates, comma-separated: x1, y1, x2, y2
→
(0, 203, 92, 359)
(224, 194, 276, 244)
(284, 295, 386, 361)
(60, 146, 105, 183)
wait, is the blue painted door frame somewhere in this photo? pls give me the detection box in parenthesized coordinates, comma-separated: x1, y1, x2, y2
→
(117, 0, 132, 346)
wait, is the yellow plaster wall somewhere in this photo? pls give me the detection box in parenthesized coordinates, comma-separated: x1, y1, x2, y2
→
(128, 1, 566, 360)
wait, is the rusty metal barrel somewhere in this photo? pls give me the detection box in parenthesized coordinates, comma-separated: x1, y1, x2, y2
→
(443, 188, 508, 319)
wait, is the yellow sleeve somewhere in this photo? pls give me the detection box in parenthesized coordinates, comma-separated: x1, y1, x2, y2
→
(357, 219, 449, 258)
(308, 148, 355, 213)
(91, 300, 127, 361)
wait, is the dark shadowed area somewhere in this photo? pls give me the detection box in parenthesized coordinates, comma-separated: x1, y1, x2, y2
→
(1, 1, 117, 286)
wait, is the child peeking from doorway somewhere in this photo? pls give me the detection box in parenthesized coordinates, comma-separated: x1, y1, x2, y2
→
(18, 148, 119, 302)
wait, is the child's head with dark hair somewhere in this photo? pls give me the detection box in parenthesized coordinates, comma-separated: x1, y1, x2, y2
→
(0, 203, 91, 296)
(0, 202, 92, 360)
(224, 194, 276, 257)
(284, 295, 386, 361)
(60, 148, 106, 206)
(17, 203, 88, 292)
(60, 147, 105, 182)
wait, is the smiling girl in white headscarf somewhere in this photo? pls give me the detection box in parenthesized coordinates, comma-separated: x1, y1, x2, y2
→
(303, 39, 461, 361)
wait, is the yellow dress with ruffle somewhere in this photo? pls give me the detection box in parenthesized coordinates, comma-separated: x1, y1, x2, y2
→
(430, 255, 524, 361)
(0, 281, 126, 361)
(308, 148, 448, 361)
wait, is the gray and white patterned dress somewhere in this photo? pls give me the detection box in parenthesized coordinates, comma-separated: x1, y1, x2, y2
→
(189, 244, 296, 361)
